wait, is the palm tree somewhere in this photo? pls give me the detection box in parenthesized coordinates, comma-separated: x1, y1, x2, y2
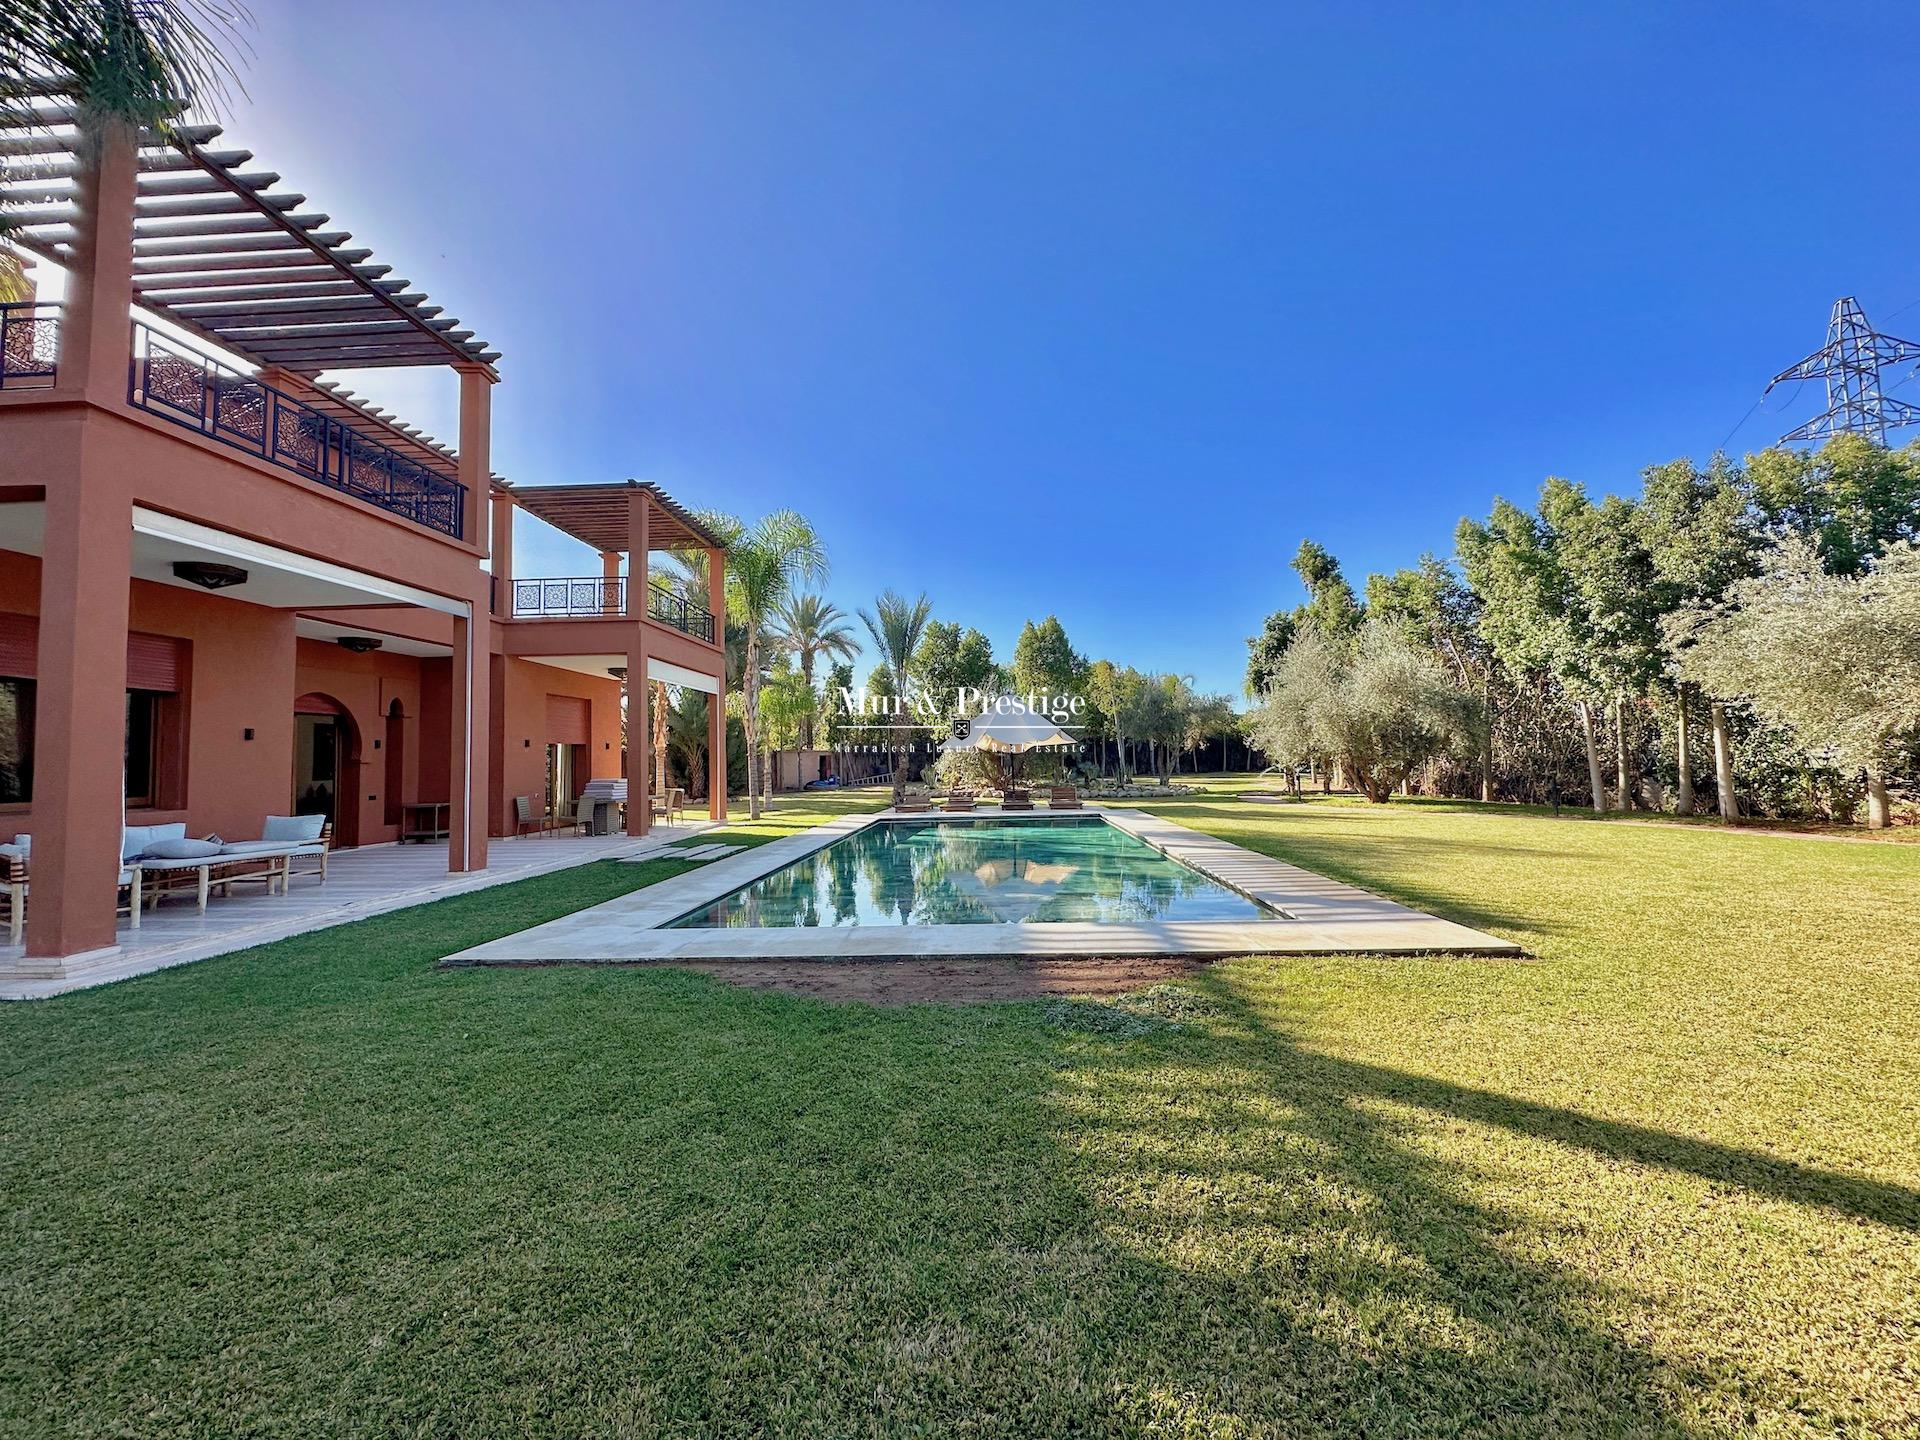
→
(720, 511, 827, 819)
(776, 592, 857, 749)
(4, 4, 252, 290)
(857, 589, 932, 804)
(2, 2, 250, 141)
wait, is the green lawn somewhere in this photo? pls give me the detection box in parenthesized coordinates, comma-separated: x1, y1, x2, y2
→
(4, 783, 1916, 1438)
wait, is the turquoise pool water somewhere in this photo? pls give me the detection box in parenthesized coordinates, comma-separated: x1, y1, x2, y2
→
(669, 816, 1273, 928)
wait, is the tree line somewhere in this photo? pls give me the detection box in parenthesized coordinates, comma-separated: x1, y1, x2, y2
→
(1244, 435, 1920, 826)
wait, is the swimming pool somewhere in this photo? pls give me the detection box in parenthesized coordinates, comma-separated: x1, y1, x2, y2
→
(668, 815, 1277, 928)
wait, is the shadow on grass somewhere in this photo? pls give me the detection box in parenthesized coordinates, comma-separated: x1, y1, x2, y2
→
(1036, 972, 1705, 1435)
(5, 851, 1909, 1434)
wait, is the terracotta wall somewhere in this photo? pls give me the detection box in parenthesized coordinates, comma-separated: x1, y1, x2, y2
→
(1, 549, 296, 843)
(290, 638, 439, 848)
(493, 658, 623, 823)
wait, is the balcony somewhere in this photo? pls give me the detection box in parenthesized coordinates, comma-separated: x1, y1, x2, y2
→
(510, 575, 717, 642)
(126, 321, 467, 540)
(0, 301, 59, 390)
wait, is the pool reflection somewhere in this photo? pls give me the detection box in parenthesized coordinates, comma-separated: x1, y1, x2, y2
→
(670, 817, 1271, 928)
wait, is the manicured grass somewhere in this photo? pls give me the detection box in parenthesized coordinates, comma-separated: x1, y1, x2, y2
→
(4, 783, 1916, 1436)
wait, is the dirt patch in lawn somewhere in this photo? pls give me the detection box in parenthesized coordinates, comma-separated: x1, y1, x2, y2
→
(677, 956, 1205, 1004)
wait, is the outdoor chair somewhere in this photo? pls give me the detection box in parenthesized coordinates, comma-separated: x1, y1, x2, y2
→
(1, 835, 27, 946)
(1001, 787, 1035, 812)
(1046, 786, 1083, 810)
(548, 800, 586, 838)
(514, 795, 565, 838)
(651, 787, 687, 824)
(942, 788, 977, 812)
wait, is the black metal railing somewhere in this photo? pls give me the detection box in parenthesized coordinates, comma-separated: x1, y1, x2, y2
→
(511, 574, 716, 641)
(646, 579, 716, 642)
(127, 320, 467, 540)
(0, 301, 59, 390)
(512, 575, 626, 618)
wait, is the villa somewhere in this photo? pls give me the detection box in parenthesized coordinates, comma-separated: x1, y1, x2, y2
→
(0, 103, 730, 978)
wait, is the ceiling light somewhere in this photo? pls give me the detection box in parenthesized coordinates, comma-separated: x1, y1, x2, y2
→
(171, 560, 248, 590)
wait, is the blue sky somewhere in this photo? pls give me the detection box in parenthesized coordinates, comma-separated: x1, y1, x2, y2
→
(213, 0, 1920, 696)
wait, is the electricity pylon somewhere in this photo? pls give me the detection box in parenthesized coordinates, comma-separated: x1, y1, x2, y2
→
(1766, 296, 1920, 445)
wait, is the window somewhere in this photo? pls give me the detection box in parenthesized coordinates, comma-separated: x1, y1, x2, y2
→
(125, 690, 162, 808)
(0, 677, 32, 805)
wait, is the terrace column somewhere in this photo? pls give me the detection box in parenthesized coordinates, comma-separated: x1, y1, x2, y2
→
(455, 366, 493, 550)
(624, 490, 653, 836)
(447, 596, 491, 873)
(706, 544, 728, 821)
(55, 120, 138, 406)
(26, 465, 133, 961)
(489, 491, 515, 618)
(600, 550, 621, 615)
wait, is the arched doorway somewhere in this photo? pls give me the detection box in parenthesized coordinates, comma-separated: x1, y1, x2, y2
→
(293, 692, 361, 848)
(383, 698, 406, 829)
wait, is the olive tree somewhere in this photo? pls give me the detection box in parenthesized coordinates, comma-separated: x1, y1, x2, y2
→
(1251, 622, 1480, 803)
(1666, 539, 1920, 827)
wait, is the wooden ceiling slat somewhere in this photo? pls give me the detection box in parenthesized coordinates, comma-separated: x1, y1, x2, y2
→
(2, 110, 495, 373)
(510, 483, 725, 552)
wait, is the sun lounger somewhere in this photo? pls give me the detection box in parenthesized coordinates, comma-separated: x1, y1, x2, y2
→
(1046, 786, 1083, 810)
(1000, 788, 1035, 812)
(896, 788, 934, 813)
(942, 788, 977, 812)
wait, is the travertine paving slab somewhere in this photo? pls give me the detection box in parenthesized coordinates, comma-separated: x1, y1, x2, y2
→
(446, 808, 1524, 967)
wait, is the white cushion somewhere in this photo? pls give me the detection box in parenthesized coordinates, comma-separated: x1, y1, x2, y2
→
(143, 838, 222, 860)
(122, 823, 187, 860)
(262, 814, 326, 843)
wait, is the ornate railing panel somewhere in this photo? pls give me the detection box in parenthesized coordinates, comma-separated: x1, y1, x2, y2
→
(127, 321, 467, 540)
(511, 575, 716, 641)
(0, 302, 59, 390)
(512, 576, 626, 618)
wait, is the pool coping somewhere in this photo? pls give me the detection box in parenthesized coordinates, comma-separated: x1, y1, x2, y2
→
(441, 806, 1525, 966)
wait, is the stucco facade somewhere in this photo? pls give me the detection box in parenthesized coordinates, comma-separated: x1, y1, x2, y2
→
(0, 118, 729, 970)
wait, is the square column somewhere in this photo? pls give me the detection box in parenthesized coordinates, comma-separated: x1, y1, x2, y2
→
(600, 550, 621, 615)
(456, 367, 493, 549)
(447, 596, 490, 873)
(624, 488, 653, 836)
(489, 491, 514, 618)
(26, 470, 133, 960)
(55, 121, 138, 405)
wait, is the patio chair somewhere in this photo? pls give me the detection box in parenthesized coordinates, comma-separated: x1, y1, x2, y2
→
(1, 835, 26, 946)
(1046, 786, 1083, 810)
(942, 788, 977, 812)
(651, 787, 687, 824)
(514, 795, 563, 838)
(1000, 787, 1035, 812)
(548, 799, 586, 838)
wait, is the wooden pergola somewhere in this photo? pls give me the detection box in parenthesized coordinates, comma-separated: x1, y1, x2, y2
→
(0, 91, 499, 376)
(507, 480, 728, 554)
